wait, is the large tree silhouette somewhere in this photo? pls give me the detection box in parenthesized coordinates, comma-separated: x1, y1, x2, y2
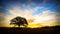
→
(10, 16, 28, 27)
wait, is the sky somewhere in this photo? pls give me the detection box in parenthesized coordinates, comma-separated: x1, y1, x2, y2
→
(0, 0, 60, 28)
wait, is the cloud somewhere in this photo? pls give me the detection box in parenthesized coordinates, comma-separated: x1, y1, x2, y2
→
(32, 10, 57, 26)
(4, 5, 40, 25)
(5, 4, 59, 26)
(8, 6, 40, 19)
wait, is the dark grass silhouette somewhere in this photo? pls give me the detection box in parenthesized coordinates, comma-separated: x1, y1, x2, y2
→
(0, 25, 60, 34)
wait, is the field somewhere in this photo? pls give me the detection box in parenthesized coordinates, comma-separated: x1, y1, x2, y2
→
(0, 26, 60, 34)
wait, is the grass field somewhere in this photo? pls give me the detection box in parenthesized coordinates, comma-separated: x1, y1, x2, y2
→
(0, 26, 60, 34)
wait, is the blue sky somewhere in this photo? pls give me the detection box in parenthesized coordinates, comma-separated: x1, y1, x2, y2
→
(0, 0, 59, 15)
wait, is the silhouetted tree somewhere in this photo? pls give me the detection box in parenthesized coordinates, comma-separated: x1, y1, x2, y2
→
(10, 16, 28, 27)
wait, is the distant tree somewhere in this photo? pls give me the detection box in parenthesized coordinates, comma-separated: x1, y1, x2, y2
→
(10, 16, 28, 27)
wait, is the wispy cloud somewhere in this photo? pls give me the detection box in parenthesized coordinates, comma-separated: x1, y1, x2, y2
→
(32, 10, 58, 26)
(4, 2, 59, 27)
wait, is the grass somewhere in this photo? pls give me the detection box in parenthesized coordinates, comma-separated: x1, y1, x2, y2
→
(0, 25, 60, 34)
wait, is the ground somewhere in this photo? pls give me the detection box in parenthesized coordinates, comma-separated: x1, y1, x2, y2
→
(0, 26, 60, 34)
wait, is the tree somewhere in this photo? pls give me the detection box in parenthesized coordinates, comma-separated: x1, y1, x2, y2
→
(10, 16, 28, 27)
